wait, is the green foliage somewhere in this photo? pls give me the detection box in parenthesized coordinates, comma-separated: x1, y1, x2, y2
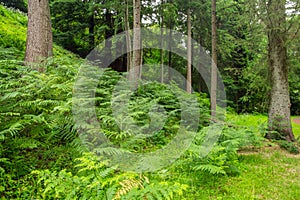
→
(92, 71, 210, 153)
(289, 39, 300, 115)
(1, 3, 300, 199)
(171, 116, 266, 177)
(50, 0, 92, 57)
(0, 57, 83, 177)
(0, 5, 27, 53)
(189, 127, 241, 176)
(0, 0, 27, 12)
(277, 140, 300, 154)
(15, 153, 187, 199)
(120, 181, 187, 200)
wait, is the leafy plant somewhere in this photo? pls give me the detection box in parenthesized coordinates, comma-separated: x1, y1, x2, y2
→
(18, 152, 187, 199)
(277, 140, 300, 154)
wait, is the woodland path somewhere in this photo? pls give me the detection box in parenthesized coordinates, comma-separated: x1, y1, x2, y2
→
(292, 117, 300, 125)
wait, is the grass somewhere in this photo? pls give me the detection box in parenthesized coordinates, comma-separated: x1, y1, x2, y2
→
(225, 147, 300, 200)
(181, 147, 300, 200)
(227, 113, 300, 138)
(291, 116, 300, 138)
(175, 114, 300, 199)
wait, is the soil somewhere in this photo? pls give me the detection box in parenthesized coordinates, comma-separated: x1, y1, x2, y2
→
(293, 117, 300, 125)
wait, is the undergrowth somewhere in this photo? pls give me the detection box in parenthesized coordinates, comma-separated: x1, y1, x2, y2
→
(0, 51, 266, 198)
(0, 4, 296, 199)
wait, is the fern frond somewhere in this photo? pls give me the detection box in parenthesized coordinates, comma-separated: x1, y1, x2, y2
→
(113, 178, 144, 199)
(0, 121, 24, 136)
(193, 164, 226, 175)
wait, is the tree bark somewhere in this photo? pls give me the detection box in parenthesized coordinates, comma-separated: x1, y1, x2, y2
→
(186, 7, 192, 94)
(198, 35, 202, 93)
(89, 5, 95, 51)
(266, 0, 295, 141)
(160, 0, 165, 83)
(25, 0, 52, 70)
(104, 10, 113, 68)
(125, 0, 132, 72)
(211, 0, 217, 117)
(168, 27, 172, 82)
(131, 0, 142, 82)
(168, 0, 173, 82)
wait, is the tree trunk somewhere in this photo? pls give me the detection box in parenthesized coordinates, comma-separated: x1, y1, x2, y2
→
(25, 0, 52, 70)
(168, 27, 172, 82)
(266, 0, 295, 141)
(211, 0, 217, 117)
(198, 35, 202, 93)
(168, 0, 173, 83)
(186, 7, 192, 94)
(89, 5, 95, 51)
(125, 0, 132, 72)
(131, 0, 142, 82)
(104, 11, 113, 68)
(160, 0, 165, 83)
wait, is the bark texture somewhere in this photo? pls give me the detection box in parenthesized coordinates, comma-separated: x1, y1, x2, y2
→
(266, 0, 295, 141)
(125, 0, 132, 72)
(25, 0, 52, 68)
(131, 0, 142, 82)
(186, 7, 192, 94)
(160, 0, 164, 83)
(211, 0, 217, 117)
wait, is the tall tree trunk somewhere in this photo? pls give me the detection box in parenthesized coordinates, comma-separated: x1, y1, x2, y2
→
(160, 0, 165, 83)
(266, 0, 295, 141)
(104, 10, 113, 68)
(198, 35, 202, 93)
(131, 0, 142, 82)
(168, 27, 172, 82)
(125, 0, 132, 72)
(89, 5, 95, 51)
(211, 0, 217, 117)
(25, 0, 52, 70)
(168, 0, 173, 82)
(186, 7, 192, 94)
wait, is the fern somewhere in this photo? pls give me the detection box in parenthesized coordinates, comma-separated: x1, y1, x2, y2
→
(0, 56, 85, 177)
(113, 176, 145, 199)
(121, 180, 188, 200)
(193, 164, 226, 175)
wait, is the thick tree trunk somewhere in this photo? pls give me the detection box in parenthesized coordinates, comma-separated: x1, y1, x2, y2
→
(25, 0, 52, 70)
(131, 0, 142, 82)
(266, 0, 295, 141)
(211, 0, 217, 117)
(186, 8, 192, 94)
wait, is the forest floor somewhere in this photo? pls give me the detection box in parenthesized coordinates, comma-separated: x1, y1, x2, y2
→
(292, 117, 300, 125)
(190, 145, 300, 199)
(292, 117, 300, 137)
(178, 114, 300, 199)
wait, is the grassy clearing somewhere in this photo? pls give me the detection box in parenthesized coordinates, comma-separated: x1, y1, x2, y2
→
(291, 116, 300, 138)
(227, 113, 300, 138)
(180, 147, 300, 200)
(175, 114, 300, 199)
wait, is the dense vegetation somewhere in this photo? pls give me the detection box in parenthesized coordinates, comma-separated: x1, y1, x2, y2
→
(0, 2, 299, 199)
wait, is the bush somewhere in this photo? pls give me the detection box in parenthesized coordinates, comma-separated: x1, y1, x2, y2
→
(277, 140, 300, 154)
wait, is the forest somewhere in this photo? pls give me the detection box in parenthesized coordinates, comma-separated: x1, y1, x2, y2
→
(0, 0, 300, 199)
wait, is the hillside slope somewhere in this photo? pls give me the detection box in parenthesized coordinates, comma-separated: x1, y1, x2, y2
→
(0, 5, 76, 60)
